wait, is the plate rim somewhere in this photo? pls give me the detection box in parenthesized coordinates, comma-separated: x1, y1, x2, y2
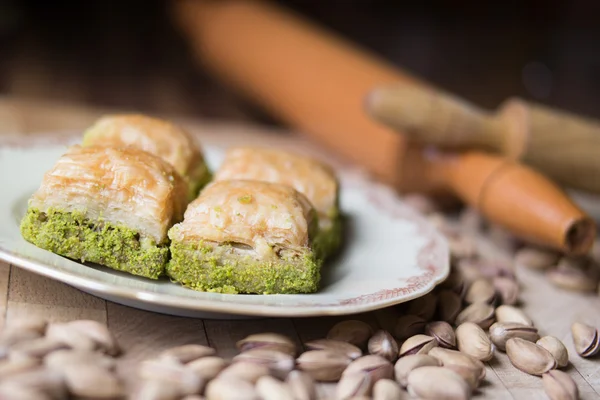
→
(0, 130, 450, 317)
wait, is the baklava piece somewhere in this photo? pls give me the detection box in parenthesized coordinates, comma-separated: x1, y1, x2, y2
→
(20, 145, 188, 279)
(82, 114, 211, 199)
(214, 147, 341, 259)
(167, 180, 321, 294)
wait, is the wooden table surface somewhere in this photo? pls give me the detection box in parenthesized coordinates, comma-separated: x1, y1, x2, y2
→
(0, 96, 599, 399)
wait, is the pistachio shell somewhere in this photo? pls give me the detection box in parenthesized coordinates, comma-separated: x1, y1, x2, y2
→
(515, 247, 558, 270)
(393, 315, 427, 341)
(393, 354, 441, 388)
(571, 322, 599, 358)
(443, 365, 481, 390)
(3, 368, 67, 399)
(547, 261, 599, 292)
(542, 370, 578, 400)
(305, 339, 362, 360)
(407, 293, 438, 321)
(237, 333, 296, 356)
(425, 321, 456, 349)
(205, 377, 259, 400)
(64, 364, 126, 399)
(218, 361, 270, 383)
(256, 375, 294, 400)
(296, 350, 351, 382)
(536, 336, 569, 368)
(327, 320, 374, 348)
(428, 347, 486, 381)
(407, 366, 471, 400)
(493, 276, 519, 305)
(62, 320, 120, 355)
(138, 358, 205, 395)
(368, 330, 399, 362)
(159, 344, 216, 364)
(342, 354, 393, 384)
(506, 338, 556, 376)
(455, 303, 495, 329)
(436, 290, 462, 324)
(455, 322, 494, 361)
(398, 335, 438, 357)
(465, 279, 497, 305)
(335, 371, 371, 400)
(233, 348, 295, 379)
(489, 322, 539, 351)
(372, 379, 403, 400)
(286, 370, 316, 400)
(187, 356, 228, 380)
(495, 305, 533, 327)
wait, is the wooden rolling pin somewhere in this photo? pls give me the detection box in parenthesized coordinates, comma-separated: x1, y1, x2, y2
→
(173, 0, 595, 253)
(366, 85, 600, 194)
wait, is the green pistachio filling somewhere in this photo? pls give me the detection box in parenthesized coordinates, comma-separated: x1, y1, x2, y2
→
(20, 208, 168, 279)
(166, 241, 321, 294)
(314, 213, 343, 261)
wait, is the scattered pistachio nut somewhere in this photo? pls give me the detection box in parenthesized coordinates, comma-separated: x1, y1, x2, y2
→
(455, 322, 494, 361)
(571, 322, 600, 358)
(64, 364, 125, 399)
(444, 365, 481, 390)
(187, 356, 228, 380)
(489, 322, 539, 351)
(372, 378, 403, 400)
(237, 333, 296, 356)
(546, 260, 599, 292)
(305, 339, 362, 360)
(542, 370, 579, 400)
(436, 290, 462, 324)
(398, 335, 437, 357)
(495, 305, 533, 327)
(427, 347, 486, 381)
(286, 370, 316, 400)
(9, 337, 68, 359)
(342, 354, 393, 385)
(256, 375, 295, 400)
(407, 366, 471, 400)
(425, 321, 456, 349)
(368, 330, 398, 362)
(205, 377, 259, 400)
(455, 302, 495, 329)
(465, 278, 498, 305)
(393, 354, 441, 388)
(456, 259, 485, 283)
(335, 371, 372, 400)
(393, 315, 427, 341)
(218, 361, 270, 383)
(515, 246, 558, 270)
(232, 348, 295, 379)
(493, 276, 519, 305)
(159, 344, 216, 363)
(131, 379, 181, 400)
(0, 384, 53, 400)
(536, 336, 569, 368)
(62, 320, 121, 355)
(327, 320, 373, 348)
(138, 358, 205, 395)
(407, 293, 437, 321)
(505, 338, 556, 376)
(296, 350, 351, 381)
(3, 368, 67, 399)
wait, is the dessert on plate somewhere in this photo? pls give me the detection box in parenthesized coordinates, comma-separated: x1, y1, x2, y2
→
(20, 145, 188, 279)
(213, 147, 341, 259)
(167, 179, 322, 294)
(82, 114, 211, 199)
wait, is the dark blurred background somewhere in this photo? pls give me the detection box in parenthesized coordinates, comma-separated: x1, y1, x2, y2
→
(0, 0, 599, 123)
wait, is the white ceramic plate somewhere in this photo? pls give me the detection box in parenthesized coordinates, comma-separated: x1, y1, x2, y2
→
(0, 130, 449, 319)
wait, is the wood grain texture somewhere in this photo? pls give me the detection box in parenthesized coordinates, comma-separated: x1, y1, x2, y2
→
(0, 262, 10, 329)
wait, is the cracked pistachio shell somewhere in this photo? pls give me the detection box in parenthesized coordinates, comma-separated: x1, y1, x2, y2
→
(296, 350, 351, 382)
(571, 322, 600, 358)
(536, 336, 569, 368)
(218, 361, 270, 383)
(205, 378, 259, 400)
(407, 366, 471, 400)
(515, 247, 558, 270)
(465, 279, 497, 305)
(455, 303, 495, 329)
(232, 349, 295, 379)
(443, 365, 481, 390)
(428, 347, 486, 381)
(335, 371, 371, 400)
(506, 338, 556, 376)
(159, 344, 216, 364)
(368, 330, 399, 362)
(342, 354, 393, 384)
(327, 321, 374, 348)
(256, 375, 295, 400)
(398, 335, 437, 357)
(286, 370, 316, 400)
(542, 370, 578, 400)
(304, 339, 362, 360)
(455, 322, 494, 361)
(493, 276, 519, 305)
(372, 379, 403, 400)
(489, 322, 539, 351)
(236, 333, 296, 356)
(425, 321, 456, 349)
